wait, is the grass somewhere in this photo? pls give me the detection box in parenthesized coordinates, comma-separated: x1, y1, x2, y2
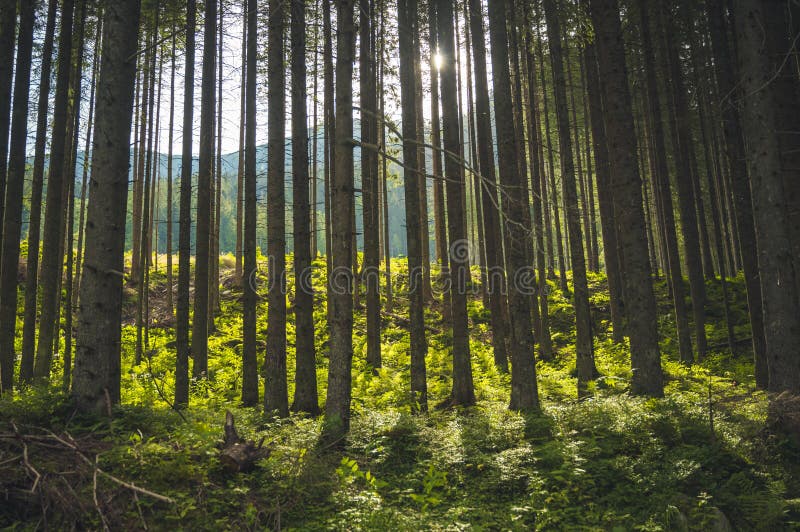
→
(1, 256, 799, 530)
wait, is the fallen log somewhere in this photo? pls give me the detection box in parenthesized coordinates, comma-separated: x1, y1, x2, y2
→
(219, 411, 269, 473)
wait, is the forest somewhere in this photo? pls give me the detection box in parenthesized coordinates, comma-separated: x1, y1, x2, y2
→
(0, 0, 799, 528)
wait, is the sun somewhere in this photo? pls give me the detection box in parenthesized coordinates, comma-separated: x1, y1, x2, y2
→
(433, 52, 444, 70)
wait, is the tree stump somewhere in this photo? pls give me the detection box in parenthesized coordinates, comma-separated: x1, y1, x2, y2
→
(219, 411, 269, 473)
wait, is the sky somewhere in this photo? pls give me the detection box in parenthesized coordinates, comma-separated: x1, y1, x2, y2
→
(21, 1, 488, 163)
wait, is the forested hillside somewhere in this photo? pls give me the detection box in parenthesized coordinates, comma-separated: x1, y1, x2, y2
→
(1, 0, 799, 529)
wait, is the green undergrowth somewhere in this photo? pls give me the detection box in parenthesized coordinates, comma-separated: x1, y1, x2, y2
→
(2, 256, 799, 530)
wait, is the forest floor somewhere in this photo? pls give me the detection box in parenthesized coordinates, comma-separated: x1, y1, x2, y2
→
(2, 255, 800, 530)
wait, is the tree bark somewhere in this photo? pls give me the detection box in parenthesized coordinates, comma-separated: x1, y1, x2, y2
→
(360, 0, 381, 370)
(438, 0, 475, 407)
(398, 0, 428, 411)
(242, 0, 259, 407)
(583, 37, 624, 343)
(175, 0, 197, 408)
(705, 0, 768, 387)
(0, 0, 16, 260)
(0, 0, 35, 393)
(20, 0, 58, 385)
(589, 0, 663, 396)
(192, 0, 217, 379)
(467, 0, 509, 371)
(73, 0, 141, 414)
(637, 1, 694, 365)
(658, 2, 708, 359)
(34, 0, 76, 380)
(265, 0, 288, 417)
(291, 0, 319, 414)
(543, 0, 597, 394)
(488, 0, 540, 411)
(323, 0, 357, 442)
(733, 0, 800, 393)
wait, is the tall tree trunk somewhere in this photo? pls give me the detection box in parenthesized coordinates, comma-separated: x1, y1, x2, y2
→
(175, 0, 196, 408)
(211, 3, 225, 323)
(0, 0, 35, 393)
(323, 0, 334, 270)
(506, 0, 541, 348)
(705, 0, 767, 387)
(584, 38, 624, 343)
(543, 0, 597, 394)
(0, 0, 16, 260)
(20, 0, 58, 385)
(165, 23, 176, 315)
(235, 3, 247, 281)
(61, 0, 88, 389)
(438, 0, 475, 407)
(733, 0, 800, 393)
(523, 10, 554, 359)
(467, 0, 509, 371)
(536, 23, 567, 292)
(265, 0, 288, 417)
(589, 0, 663, 397)
(580, 55, 600, 273)
(488, 0, 540, 411)
(413, 20, 432, 303)
(657, 2, 709, 360)
(428, 1, 448, 273)
(34, 0, 76, 380)
(242, 0, 259, 407)
(398, 0, 428, 411)
(378, 5, 393, 312)
(73, 0, 141, 414)
(637, 2, 694, 365)
(74, 14, 102, 311)
(360, 0, 381, 370)
(291, 0, 319, 414)
(565, 41, 593, 278)
(323, 0, 357, 442)
(760, 0, 800, 296)
(192, 0, 217, 380)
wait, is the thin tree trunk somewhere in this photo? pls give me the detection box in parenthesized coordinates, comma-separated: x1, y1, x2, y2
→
(165, 23, 176, 315)
(34, 0, 76, 380)
(544, 0, 597, 394)
(0, 0, 17, 260)
(536, 23, 567, 292)
(241, 0, 259, 407)
(429, 1, 448, 273)
(589, 0, 663, 397)
(265, 0, 289, 417)
(74, 16, 102, 309)
(192, 0, 216, 379)
(235, 3, 247, 280)
(175, 0, 197, 408)
(361, 0, 381, 370)
(637, 2, 694, 365)
(291, 0, 319, 413)
(488, 0, 539, 411)
(657, 2, 708, 360)
(706, 0, 768, 387)
(379, 5, 393, 312)
(323, 0, 357, 441)
(398, 0, 428, 411)
(584, 38, 624, 343)
(467, 0, 509, 371)
(19, 0, 58, 385)
(438, 0, 475, 407)
(523, 9, 554, 359)
(0, 0, 35, 393)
